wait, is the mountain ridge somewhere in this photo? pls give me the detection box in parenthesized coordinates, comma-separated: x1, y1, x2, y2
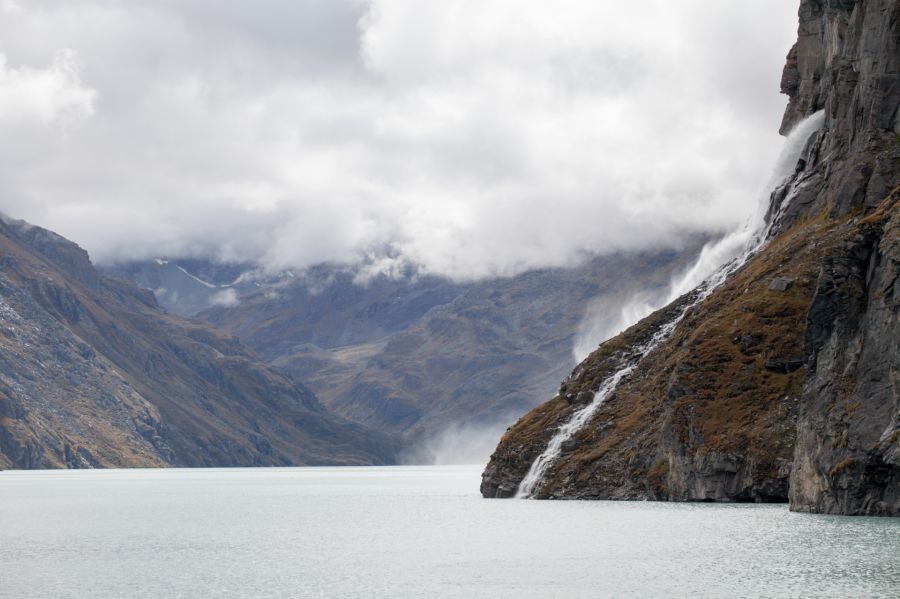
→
(0, 216, 393, 469)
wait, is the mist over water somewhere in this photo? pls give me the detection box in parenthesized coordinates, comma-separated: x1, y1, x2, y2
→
(401, 418, 518, 466)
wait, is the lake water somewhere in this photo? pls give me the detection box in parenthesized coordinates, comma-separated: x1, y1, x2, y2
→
(1, 465, 898, 598)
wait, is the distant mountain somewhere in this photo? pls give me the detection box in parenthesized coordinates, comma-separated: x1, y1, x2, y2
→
(0, 218, 393, 469)
(101, 258, 262, 317)
(156, 248, 699, 459)
(111, 244, 703, 460)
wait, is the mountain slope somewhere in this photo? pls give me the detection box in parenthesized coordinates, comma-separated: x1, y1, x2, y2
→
(0, 218, 393, 469)
(196, 248, 701, 452)
(482, 0, 899, 515)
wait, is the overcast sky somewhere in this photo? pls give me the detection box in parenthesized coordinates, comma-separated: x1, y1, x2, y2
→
(0, 0, 799, 280)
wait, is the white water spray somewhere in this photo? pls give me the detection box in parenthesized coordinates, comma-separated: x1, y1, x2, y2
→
(517, 111, 825, 498)
(666, 110, 825, 303)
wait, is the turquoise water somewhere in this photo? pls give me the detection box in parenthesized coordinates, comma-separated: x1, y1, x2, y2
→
(0, 465, 897, 598)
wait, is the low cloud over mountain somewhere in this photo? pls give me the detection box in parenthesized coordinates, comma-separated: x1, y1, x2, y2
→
(0, 0, 797, 279)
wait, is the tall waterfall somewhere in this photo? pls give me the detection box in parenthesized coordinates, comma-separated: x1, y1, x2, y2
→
(516, 110, 825, 499)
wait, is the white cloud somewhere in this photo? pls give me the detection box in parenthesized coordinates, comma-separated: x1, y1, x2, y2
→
(0, 50, 96, 124)
(1, 1, 23, 15)
(210, 288, 240, 308)
(0, 0, 799, 280)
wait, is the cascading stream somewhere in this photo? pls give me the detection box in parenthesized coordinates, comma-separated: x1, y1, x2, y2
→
(516, 111, 825, 499)
(515, 257, 743, 498)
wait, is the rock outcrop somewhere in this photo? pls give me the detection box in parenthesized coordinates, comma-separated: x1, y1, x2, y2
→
(482, 0, 899, 515)
(0, 217, 393, 469)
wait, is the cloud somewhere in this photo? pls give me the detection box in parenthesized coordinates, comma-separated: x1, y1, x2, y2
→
(1, 1, 22, 15)
(210, 288, 240, 308)
(0, 0, 799, 280)
(0, 50, 96, 124)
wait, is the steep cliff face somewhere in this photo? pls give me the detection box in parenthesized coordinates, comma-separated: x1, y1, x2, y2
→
(774, 0, 898, 225)
(0, 217, 393, 469)
(790, 189, 899, 514)
(482, 0, 899, 515)
(776, 0, 899, 515)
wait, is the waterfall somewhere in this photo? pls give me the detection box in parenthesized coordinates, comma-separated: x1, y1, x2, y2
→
(665, 110, 825, 303)
(516, 110, 825, 499)
(515, 257, 741, 498)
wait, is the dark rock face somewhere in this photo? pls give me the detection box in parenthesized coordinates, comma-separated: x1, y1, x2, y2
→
(0, 217, 393, 469)
(777, 0, 900, 516)
(482, 0, 898, 514)
(776, 0, 899, 226)
(791, 194, 899, 515)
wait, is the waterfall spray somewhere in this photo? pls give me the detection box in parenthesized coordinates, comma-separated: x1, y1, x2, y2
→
(517, 111, 825, 499)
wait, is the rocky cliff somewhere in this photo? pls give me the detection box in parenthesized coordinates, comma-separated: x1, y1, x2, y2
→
(0, 217, 393, 469)
(482, 0, 899, 515)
